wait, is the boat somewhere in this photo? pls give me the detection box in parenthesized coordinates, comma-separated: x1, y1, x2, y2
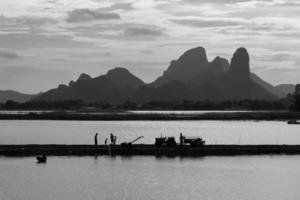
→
(287, 120, 300, 125)
(36, 155, 47, 163)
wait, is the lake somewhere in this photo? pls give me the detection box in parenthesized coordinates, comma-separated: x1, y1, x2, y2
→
(1, 119, 300, 200)
(1, 155, 300, 200)
(0, 120, 298, 145)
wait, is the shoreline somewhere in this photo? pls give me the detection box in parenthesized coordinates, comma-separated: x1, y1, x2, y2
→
(0, 111, 299, 121)
(2, 144, 300, 157)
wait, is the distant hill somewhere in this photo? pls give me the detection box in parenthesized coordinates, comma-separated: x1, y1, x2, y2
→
(34, 67, 145, 103)
(0, 90, 37, 103)
(276, 84, 295, 97)
(35, 47, 279, 103)
(250, 73, 286, 98)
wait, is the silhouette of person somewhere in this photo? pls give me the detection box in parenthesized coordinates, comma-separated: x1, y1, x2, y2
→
(180, 133, 183, 145)
(114, 135, 117, 145)
(110, 133, 114, 144)
(105, 138, 108, 145)
(94, 133, 98, 145)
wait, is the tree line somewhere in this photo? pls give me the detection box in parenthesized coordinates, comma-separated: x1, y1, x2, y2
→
(1, 84, 299, 111)
(0, 99, 287, 110)
(290, 84, 300, 111)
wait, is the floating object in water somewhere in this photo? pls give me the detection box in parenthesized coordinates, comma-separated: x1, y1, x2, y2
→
(287, 120, 300, 125)
(36, 155, 47, 163)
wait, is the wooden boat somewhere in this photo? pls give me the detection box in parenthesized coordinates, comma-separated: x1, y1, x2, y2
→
(36, 155, 47, 163)
(287, 120, 300, 125)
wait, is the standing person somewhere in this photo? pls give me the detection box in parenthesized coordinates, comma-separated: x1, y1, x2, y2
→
(105, 138, 108, 145)
(114, 135, 117, 145)
(94, 133, 98, 145)
(110, 133, 114, 144)
(180, 133, 183, 145)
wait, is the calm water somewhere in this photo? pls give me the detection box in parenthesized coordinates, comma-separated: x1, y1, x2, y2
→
(1, 120, 299, 200)
(1, 155, 300, 200)
(0, 120, 298, 144)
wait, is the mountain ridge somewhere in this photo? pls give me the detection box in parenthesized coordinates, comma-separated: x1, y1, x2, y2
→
(276, 84, 295, 97)
(0, 90, 37, 103)
(34, 67, 145, 103)
(34, 46, 283, 103)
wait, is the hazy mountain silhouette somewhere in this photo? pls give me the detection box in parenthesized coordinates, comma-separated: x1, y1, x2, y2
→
(105, 67, 144, 88)
(133, 47, 277, 102)
(36, 47, 279, 103)
(228, 48, 250, 81)
(151, 47, 209, 86)
(250, 73, 286, 98)
(77, 73, 92, 81)
(276, 84, 296, 96)
(35, 67, 145, 103)
(0, 90, 37, 103)
(209, 56, 229, 75)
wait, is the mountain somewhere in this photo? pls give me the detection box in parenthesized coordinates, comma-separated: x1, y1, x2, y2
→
(151, 47, 209, 86)
(209, 56, 229, 74)
(77, 73, 92, 81)
(250, 73, 286, 98)
(34, 67, 145, 103)
(276, 84, 295, 96)
(133, 47, 276, 102)
(228, 47, 250, 81)
(36, 47, 278, 103)
(0, 90, 37, 103)
(104, 67, 144, 88)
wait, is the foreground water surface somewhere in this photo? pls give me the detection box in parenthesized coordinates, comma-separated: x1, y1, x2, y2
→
(0, 120, 298, 144)
(1, 155, 300, 200)
(1, 120, 299, 200)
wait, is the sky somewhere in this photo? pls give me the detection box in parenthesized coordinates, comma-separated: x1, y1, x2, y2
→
(0, 0, 299, 94)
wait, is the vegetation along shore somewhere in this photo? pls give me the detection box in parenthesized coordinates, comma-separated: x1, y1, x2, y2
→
(0, 111, 299, 121)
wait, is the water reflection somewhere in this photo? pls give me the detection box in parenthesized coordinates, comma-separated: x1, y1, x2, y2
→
(1, 156, 300, 200)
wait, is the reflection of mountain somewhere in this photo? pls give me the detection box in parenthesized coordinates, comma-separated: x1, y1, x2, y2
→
(0, 90, 37, 103)
(36, 47, 281, 103)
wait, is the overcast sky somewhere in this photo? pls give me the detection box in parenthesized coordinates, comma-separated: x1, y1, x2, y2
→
(0, 0, 299, 93)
